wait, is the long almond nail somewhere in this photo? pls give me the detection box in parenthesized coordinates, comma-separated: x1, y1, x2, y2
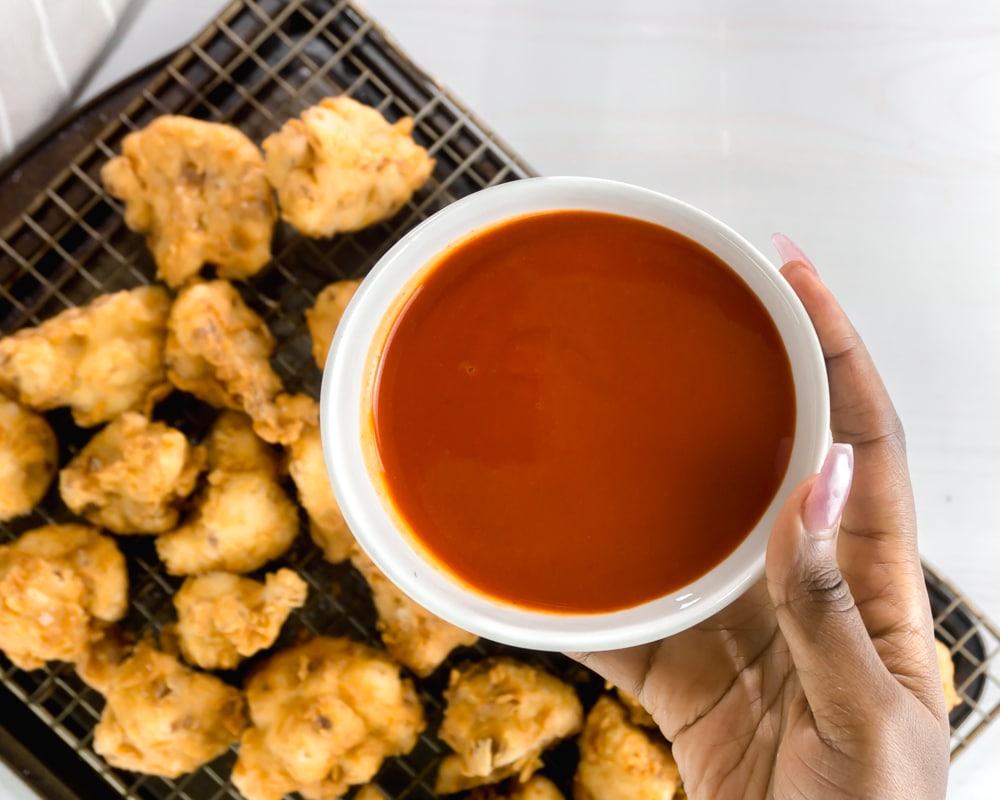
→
(772, 233, 819, 275)
(803, 443, 853, 536)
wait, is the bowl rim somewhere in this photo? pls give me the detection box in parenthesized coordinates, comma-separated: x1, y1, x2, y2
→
(320, 176, 830, 652)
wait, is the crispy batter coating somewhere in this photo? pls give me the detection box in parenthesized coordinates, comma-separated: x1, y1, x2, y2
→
(435, 658, 583, 794)
(101, 115, 277, 288)
(936, 639, 962, 712)
(0, 524, 127, 671)
(573, 695, 680, 800)
(262, 96, 434, 238)
(354, 786, 388, 800)
(75, 625, 132, 694)
(351, 548, 477, 678)
(0, 395, 57, 521)
(165, 280, 306, 445)
(231, 636, 425, 800)
(467, 776, 566, 800)
(173, 569, 308, 670)
(155, 412, 299, 575)
(283, 396, 354, 563)
(306, 279, 361, 369)
(614, 686, 657, 729)
(93, 640, 246, 778)
(59, 412, 206, 534)
(0, 286, 170, 427)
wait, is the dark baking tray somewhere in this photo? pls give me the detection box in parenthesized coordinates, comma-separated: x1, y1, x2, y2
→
(0, 2, 996, 798)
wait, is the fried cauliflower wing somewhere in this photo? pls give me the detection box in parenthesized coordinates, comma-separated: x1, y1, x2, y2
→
(0, 395, 57, 521)
(306, 279, 361, 369)
(0, 286, 170, 427)
(59, 412, 205, 534)
(573, 695, 680, 800)
(165, 280, 306, 444)
(93, 640, 246, 778)
(156, 412, 299, 574)
(354, 786, 388, 800)
(351, 548, 477, 678)
(231, 636, 425, 800)
(467, 776, 566, 800)
(613, 686, 657, 729)
(262, 96, 434, 238)
(0, 524, 127, 671)
(101, 115, 277, 288)
(435, 658, 583, 794)
(936, 639, 962, 712)
(75, 625, 132, 694)
(173, 569, 308, 670)
(282, 396, 354, 563)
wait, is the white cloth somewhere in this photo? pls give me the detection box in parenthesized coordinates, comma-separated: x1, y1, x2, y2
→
(0, 0, 134, 158)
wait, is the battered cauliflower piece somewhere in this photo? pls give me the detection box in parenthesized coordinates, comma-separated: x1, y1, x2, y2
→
(93, 640, 246, 778)
(573, 695, 680, 800)
(59, 412, 206, 534)
(354, 787, 388, 800)
(467, 776, 566, 800)
(936, 639, 962, 712)
(172, 569, 308, 670)
(435, 659, 583, 794)
(155, 412, 299, 574)
(283, 396, 354, 563)
(0, 286, 170, 427)
(75, 625, 132, 694)
(262, 96, 434, 238)
(351, 548, 477, 677)
(0, 524, 127, 671)
(231, 636, 425, 800)
(165, 280, 306, 445)
(306, 279, 361, 369)
(614, 686, 657, 728)
(101, 115, 277, 288)
(0, 395, 57, 521)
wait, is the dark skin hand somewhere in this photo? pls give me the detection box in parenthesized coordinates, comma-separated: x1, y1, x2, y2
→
(572, 237, 951, 799)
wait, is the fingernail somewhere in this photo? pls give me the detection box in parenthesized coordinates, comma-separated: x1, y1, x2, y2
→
(803, 443, 854, 534)
(772, 233, 819, 275)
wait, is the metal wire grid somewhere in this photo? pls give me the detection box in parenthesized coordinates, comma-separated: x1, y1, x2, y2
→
(0, 0, 996, 797)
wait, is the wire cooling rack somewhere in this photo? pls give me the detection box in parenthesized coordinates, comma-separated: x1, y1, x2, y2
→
(0, 1, 997, 798)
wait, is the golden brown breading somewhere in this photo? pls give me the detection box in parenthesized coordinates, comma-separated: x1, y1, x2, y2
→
(305, 279, 361, 369)
(74, 625, 132, 694)
(93, 640, 246, 778)
(231, 636, 425, 800)
(262, 96, 434, 238)
(172, 569, 308, 670)
(0, 286, 170, 427)
(613, 686, 657, 729)
(351, 547, 477, 678)
(354, 786, 388, 800)
(936, 639, 962, 712)
(155, 412, 299, 575)
(435, 658, 583, 794)
(59, 412, 206, 534)
(165, 280, 307, 445)
(466, 775, 566, 800)
(0, 395, 57, 521)
(282, 396, 354, 563)
(0, 524, 127, 671)
(573, 695, 680, 800)
(101, 115, 277, 288)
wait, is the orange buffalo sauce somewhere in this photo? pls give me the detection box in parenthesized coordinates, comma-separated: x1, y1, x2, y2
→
(372, 210, 795, 613)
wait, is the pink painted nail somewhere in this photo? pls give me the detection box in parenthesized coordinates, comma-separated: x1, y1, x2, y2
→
(803, 443, 854, 535)
(772, 233, 819, 275)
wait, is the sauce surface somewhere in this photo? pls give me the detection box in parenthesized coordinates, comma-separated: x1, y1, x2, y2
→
(372, 210, 795, 612)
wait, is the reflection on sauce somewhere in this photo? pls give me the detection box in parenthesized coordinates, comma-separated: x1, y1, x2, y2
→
(373, 210, 795, 613)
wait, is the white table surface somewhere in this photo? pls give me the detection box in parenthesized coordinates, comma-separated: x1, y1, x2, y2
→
(4, 0, 999, 797)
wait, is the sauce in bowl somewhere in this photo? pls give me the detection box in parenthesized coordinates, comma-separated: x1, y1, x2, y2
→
(371, 209, 795, 613)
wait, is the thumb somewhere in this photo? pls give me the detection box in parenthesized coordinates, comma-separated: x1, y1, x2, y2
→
(766, 443, 891, 725)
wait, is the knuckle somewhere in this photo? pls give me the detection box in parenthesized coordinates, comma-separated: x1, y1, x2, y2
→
(799, 564, 855, 612)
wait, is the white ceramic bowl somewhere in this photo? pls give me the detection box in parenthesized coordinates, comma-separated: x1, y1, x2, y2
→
(320, 176, 830, 652)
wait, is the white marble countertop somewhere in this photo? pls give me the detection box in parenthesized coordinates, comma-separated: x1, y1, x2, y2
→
(4, 0, 999, 797)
